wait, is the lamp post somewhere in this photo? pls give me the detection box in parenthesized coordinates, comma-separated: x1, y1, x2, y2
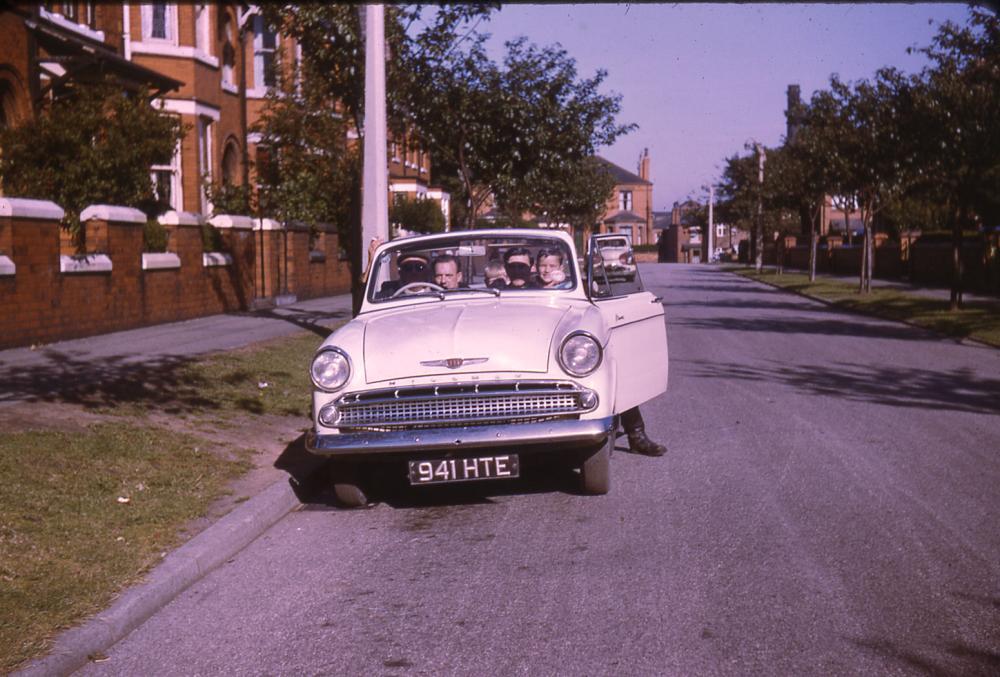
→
(360, 4, 389, 273)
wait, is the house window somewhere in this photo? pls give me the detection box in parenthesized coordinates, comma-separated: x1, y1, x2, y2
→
(142, 2, 176, 43)
(716, 224, 726, 238)
(62, 2, 78, 22)
(150, 132, 182, 212)
(253, 16, 277, 89)
(390, 141, 399, 162)
(85, 1, 96, 27)
(220, 14, 235, 88)
(221, 139, 240, 186)
(619, 190, 633, 212)
(198, 116, 214, 213)
(195, 4, 212, 55)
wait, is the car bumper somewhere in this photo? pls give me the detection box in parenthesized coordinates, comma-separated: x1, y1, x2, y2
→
(306, 416, 614, 460)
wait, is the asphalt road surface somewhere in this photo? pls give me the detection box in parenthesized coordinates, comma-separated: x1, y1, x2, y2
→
(78, 264, 1000, 676)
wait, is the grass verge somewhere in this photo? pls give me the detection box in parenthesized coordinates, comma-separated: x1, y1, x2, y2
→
(0, 324, 339, 672)
(733, 268, 1000, 348)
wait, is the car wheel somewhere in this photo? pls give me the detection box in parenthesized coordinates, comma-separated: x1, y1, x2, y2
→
(334, 482, 367, 507)
(579, 435, 612, 495)
(330, 465, 368, 508)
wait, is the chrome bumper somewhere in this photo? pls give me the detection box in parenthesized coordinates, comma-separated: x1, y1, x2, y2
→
(306, 416, 614, 458)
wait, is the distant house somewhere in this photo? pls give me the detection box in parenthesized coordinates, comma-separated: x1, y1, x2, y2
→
(595, 149, 654, 246)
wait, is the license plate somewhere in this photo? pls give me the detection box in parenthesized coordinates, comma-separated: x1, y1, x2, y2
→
(408, 454, 520, 485)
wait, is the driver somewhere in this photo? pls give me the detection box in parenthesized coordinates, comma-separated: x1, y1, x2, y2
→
(432, 254, 464, 289)
(379, 252, 430, 297)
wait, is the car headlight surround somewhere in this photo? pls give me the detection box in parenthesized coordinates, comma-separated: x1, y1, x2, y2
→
(310, 347, 352, 392)
(558, 331, 603, 377)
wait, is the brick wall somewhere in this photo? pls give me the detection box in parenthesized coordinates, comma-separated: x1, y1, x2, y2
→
(0, 199, 351, 349)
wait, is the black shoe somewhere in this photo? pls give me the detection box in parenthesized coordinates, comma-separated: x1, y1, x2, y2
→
(627, 430, 666, 457)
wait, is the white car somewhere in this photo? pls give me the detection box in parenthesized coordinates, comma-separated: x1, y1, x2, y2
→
(305, 229, 668, 507)
(595, 235, 637, 282)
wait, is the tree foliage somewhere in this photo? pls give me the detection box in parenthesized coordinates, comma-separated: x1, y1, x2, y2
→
(389, 195, 446, 234)
(0, 80, 184, 237)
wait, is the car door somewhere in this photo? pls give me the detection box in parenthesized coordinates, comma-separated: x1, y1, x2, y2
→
(587, 233, 668, 413)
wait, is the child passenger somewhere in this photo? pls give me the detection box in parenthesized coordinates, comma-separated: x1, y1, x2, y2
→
(484, 259, 509, 289)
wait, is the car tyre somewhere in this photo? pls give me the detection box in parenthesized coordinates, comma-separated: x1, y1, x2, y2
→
(579, 435, 612, 495)
(330, 464, 368, 508)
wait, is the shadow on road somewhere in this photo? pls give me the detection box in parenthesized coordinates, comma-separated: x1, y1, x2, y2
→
(687, 359, 1000, 415)
(851, 635, 1000, 676)
(673, 315, 931, 341)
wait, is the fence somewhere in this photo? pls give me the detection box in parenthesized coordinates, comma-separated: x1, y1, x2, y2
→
(773, 230, 999, 295)
(0, 197, 351, 350)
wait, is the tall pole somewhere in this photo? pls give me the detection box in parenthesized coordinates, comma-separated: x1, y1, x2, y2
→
(755, 143, 766, 273)
(707, 184, 714, 263)
(361, 4, 389, 273)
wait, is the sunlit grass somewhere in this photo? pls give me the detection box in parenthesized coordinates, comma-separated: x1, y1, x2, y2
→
(734, 268, 1000, 348)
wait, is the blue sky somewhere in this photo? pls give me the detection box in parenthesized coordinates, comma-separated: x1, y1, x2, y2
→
(482, 2, 974, 211)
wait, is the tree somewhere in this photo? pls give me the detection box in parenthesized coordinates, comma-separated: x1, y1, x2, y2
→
(0, 80, 184, 246)
(389, 195, 446, 234)
(259, 5, 497, 310)
(912, 7, 1000, 309)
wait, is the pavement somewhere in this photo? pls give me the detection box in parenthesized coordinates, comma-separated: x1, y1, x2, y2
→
(6, 294, 352, 677)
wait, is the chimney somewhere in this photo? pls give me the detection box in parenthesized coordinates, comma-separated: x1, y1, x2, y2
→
(639, 147, 650, 181)
(786, 84, 802, 143)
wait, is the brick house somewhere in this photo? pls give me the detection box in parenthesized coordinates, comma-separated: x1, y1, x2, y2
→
(1, 2, 447, 225)
(595, 149, 653, 246)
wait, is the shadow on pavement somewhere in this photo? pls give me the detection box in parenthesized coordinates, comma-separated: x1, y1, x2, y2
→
(239, 306, 349, 339)
(687, 359, 1000, 415)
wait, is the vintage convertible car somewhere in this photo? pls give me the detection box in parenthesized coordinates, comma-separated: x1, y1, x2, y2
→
(305, 229, 668, 506)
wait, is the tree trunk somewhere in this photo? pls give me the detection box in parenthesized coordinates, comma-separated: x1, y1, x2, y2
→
(808, 204, 818, 283)
(950, 205, 964, 311)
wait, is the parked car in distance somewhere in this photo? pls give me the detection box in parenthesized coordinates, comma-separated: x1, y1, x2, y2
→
(305, 229, 668, 507)
(594, 235, 637, 281)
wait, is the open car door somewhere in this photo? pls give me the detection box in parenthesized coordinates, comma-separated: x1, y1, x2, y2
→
(587, 233, 668, 413)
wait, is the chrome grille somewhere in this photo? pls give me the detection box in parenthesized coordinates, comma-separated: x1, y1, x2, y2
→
(330, 381, 594, 430)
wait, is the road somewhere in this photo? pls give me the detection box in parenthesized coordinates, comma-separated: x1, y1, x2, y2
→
(78, 264, 1000, 676)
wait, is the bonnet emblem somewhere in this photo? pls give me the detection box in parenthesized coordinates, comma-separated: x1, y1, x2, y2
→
(420, 357, 489, 369)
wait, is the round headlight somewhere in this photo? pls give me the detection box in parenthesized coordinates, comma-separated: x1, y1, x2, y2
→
(559, 332, 602, 377)
(311, 348, 351, 391)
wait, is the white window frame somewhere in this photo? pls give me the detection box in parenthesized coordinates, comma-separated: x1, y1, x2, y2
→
(619, 190, 633, 212)
(195, 4, 212, 56)
(150, 133, 183, 212)
(221, 15, 236, 89)
(716, 224, 726, 238)
(141, 2, 177, 44)
(253, 16, 278, 92)
(198, 115, 214, 214)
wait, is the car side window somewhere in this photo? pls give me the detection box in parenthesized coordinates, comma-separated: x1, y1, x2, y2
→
(589, 236, 644, 298)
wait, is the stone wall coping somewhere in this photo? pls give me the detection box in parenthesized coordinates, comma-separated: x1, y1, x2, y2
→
(209, 214, 254, 230)
(0, 198, 65, 220)
(141, 252, 182, 270)
(60, 254, 113, 274)
(0, 254, 15, 276)
(158, 211, 205, 227)
(253, 218, 283, 231)
(80, 205, 147, 224)
(203, 252, 233, 267)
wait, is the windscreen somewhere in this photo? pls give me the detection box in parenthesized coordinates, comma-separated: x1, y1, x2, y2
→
(368, 235, 577, 302)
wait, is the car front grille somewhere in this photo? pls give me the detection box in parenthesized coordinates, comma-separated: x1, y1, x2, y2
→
(329, 381, 595, 431)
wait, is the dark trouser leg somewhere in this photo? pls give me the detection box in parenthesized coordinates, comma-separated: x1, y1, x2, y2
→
(622, 406, 666, 457)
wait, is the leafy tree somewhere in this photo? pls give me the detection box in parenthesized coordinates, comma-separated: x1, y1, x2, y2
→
(0, 80, 184, 246)
(911, 7, 1000, 308)
(389, 195, 446, 234)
